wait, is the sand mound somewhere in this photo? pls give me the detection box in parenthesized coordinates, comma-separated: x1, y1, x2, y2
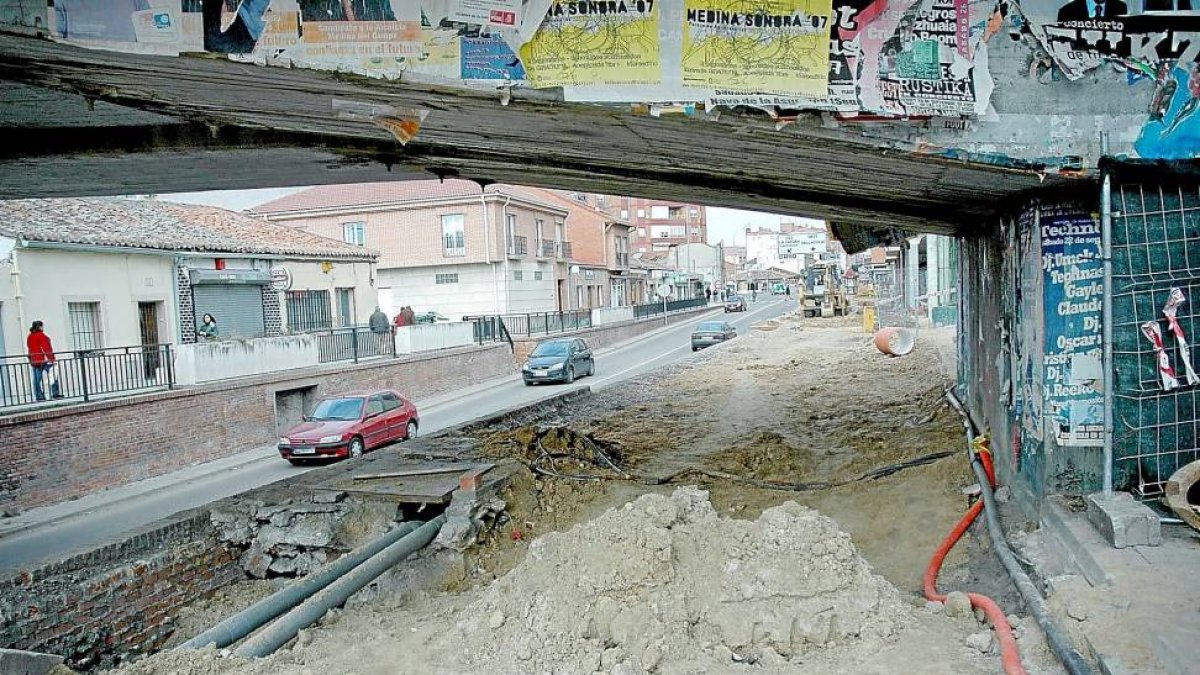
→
(447, 487, 908, 674)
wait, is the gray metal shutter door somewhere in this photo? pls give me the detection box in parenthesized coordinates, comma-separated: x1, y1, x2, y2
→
(193, 285, 265, 338)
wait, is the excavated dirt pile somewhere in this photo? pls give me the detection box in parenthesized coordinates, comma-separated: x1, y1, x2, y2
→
(448, 487, 908, 674)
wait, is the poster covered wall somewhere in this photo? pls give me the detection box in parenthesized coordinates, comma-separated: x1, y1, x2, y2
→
(519, 0, 661, 87)
(682, 0, 832, 96)
(1040, 204, 1104, 448)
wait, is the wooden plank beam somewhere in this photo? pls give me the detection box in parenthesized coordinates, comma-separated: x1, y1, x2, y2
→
(0, 33, 1075, 235)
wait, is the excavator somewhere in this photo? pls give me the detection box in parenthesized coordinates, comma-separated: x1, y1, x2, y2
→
(800, 263, 848, 318)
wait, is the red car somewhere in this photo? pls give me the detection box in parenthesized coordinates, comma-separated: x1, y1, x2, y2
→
(278, 390, 419, 465)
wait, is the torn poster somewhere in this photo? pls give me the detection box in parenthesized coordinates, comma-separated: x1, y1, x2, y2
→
(681, 0, 832, 96)
(461, 33, 527, 79)
(1142, 320, 1180, 391)
(856, 0, 989, 117)
(1019, 0, 1200, 80)
(1041, 204, 1104, 447)
(445, 0, 523, 27)
(519, 0, 660, 87)
(51, 0, 201, 55)
(333, 99, 429, 144)
(705, 0, 885, 112)
(1162, 287, 1199, 385)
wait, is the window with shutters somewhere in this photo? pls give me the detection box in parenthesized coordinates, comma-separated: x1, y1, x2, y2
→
(68, 302, 103, 350)
(513, 270, 523, 281)
(442, 214, 466, 257)
(435, 273, 459, 284)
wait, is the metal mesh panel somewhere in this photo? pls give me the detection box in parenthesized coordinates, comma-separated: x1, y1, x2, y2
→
(1111, 182, 1200, 496)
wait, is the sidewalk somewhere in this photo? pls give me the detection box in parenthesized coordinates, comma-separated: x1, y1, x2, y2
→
(0, 445, 280, 539)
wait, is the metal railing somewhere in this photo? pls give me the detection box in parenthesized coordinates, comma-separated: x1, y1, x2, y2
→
(507, 235, 528, 257)
(0, 345, 174, 410)
(311, 326, 396, 364)
(538, 239, 555, 257)
(468, 315, 515, 350)
(633, 296, 707, 320)
(558, 241, 573, 259)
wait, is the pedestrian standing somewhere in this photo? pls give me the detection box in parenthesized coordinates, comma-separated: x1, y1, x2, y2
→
(402, 305, 416, 326)
(393, 309, 407, 328)
(27, 320, 62, 401)
(369, 306, 389, 333)
(197, 313, 220, 340)
(705, 288, 712, 303)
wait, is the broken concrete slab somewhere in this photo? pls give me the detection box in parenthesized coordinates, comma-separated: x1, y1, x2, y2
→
(0, 648, 65, 675)
(1086, 492, 1161, 549)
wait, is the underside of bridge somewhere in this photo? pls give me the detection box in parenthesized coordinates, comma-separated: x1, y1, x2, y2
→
(0, 34, 1085, 249)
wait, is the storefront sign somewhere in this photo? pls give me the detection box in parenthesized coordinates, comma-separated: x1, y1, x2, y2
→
(270, 265, 293, 291)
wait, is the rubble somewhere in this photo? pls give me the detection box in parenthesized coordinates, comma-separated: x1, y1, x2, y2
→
(209, 494, 399, 579)
(447, 488, 909, 674)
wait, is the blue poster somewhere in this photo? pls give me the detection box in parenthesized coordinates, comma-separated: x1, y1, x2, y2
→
(1041, 205, 1104, 447)
(461, 35, 525, 81)
(1136, 62, 1200, 160)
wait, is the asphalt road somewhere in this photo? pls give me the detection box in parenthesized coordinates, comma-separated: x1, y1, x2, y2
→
(0, 297, 792, 570)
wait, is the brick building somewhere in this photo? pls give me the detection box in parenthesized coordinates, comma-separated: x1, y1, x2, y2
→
(0, 198, 378, 362)
(602, 197, 707, 254)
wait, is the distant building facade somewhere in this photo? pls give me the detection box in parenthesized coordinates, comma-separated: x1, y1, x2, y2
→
(605, 197, 707, 253)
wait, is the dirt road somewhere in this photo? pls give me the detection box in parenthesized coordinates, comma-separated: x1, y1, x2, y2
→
(110, 314, 1063, 675)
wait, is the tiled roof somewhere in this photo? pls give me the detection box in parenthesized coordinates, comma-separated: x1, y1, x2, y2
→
(251, 179, 569, 215)
(0, 198, 378, 260)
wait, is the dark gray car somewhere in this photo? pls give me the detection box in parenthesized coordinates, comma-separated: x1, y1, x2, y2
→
(691, 321, 737, 351)
(522, 338, 595, 385)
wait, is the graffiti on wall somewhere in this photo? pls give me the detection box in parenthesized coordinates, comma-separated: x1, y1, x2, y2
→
(1040, 204, 1104, 448)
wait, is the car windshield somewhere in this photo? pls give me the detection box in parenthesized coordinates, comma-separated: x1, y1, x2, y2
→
(697, 322, 725, 332)
(310, 397, 365, 421)
(727, 296, 742, 302)
(531, 341, 570, 357)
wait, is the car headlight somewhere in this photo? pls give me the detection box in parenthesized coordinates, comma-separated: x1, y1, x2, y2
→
(549, 363, 563, 371)
(319, 435, 344, 444)
(278, 437, 290, 445)
(522, 364, 531, 371)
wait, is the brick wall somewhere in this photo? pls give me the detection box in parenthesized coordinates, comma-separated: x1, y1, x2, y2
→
(0, 510, 240, 670)
(0, 343, 515, 511)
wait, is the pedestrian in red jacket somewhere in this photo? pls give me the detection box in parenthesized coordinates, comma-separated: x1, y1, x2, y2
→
(26, 320, 62, 401)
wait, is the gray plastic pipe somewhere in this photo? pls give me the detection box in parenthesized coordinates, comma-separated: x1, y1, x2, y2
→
(944, 389, 1095, 675)
(178, 521, 420, 650)
(234, 515, 446, 659)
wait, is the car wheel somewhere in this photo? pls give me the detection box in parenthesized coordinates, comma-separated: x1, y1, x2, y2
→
(405, 420, 418, 440)
(524, 379, 535, 386)
(348, 437, 365, 458)
(587, 360, 595, 377)
(564, 366, 575, 384)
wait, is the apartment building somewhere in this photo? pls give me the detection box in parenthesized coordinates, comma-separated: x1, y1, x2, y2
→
(604, 197, 707, 253)
(254, 181, 634, 318)
(530, 190, 634, 309)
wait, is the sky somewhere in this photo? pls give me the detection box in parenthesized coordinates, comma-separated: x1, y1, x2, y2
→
(157, 188, 825, 246)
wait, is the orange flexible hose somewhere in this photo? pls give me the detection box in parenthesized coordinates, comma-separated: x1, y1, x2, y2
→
(924, 498, 1027, 675)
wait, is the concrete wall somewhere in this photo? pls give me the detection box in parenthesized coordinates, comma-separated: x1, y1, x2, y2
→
(278, 259, 376, 328)
(0, 343, 515, 511)
(173, 335, 320, 385)
(0, 248, 177, 355)
(393, 322, 475, 354)
(0, 510, 240, 670)
(592, 306, 634, 326)
(511, 305, 713, 362)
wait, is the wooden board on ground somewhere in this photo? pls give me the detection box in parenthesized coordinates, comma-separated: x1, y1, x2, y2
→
(330, 460, 495, 504)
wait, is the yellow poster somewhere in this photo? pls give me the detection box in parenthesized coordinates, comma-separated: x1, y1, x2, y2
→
(520, 0, 661, 88)
(682, 0, 832, 95)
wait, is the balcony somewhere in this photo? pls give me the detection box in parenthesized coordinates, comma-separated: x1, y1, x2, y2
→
(538, 239, 555, 257)
(507, 235, 528, 257)
(614, 252, 629, 268)
(557, 240, 573, 260)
